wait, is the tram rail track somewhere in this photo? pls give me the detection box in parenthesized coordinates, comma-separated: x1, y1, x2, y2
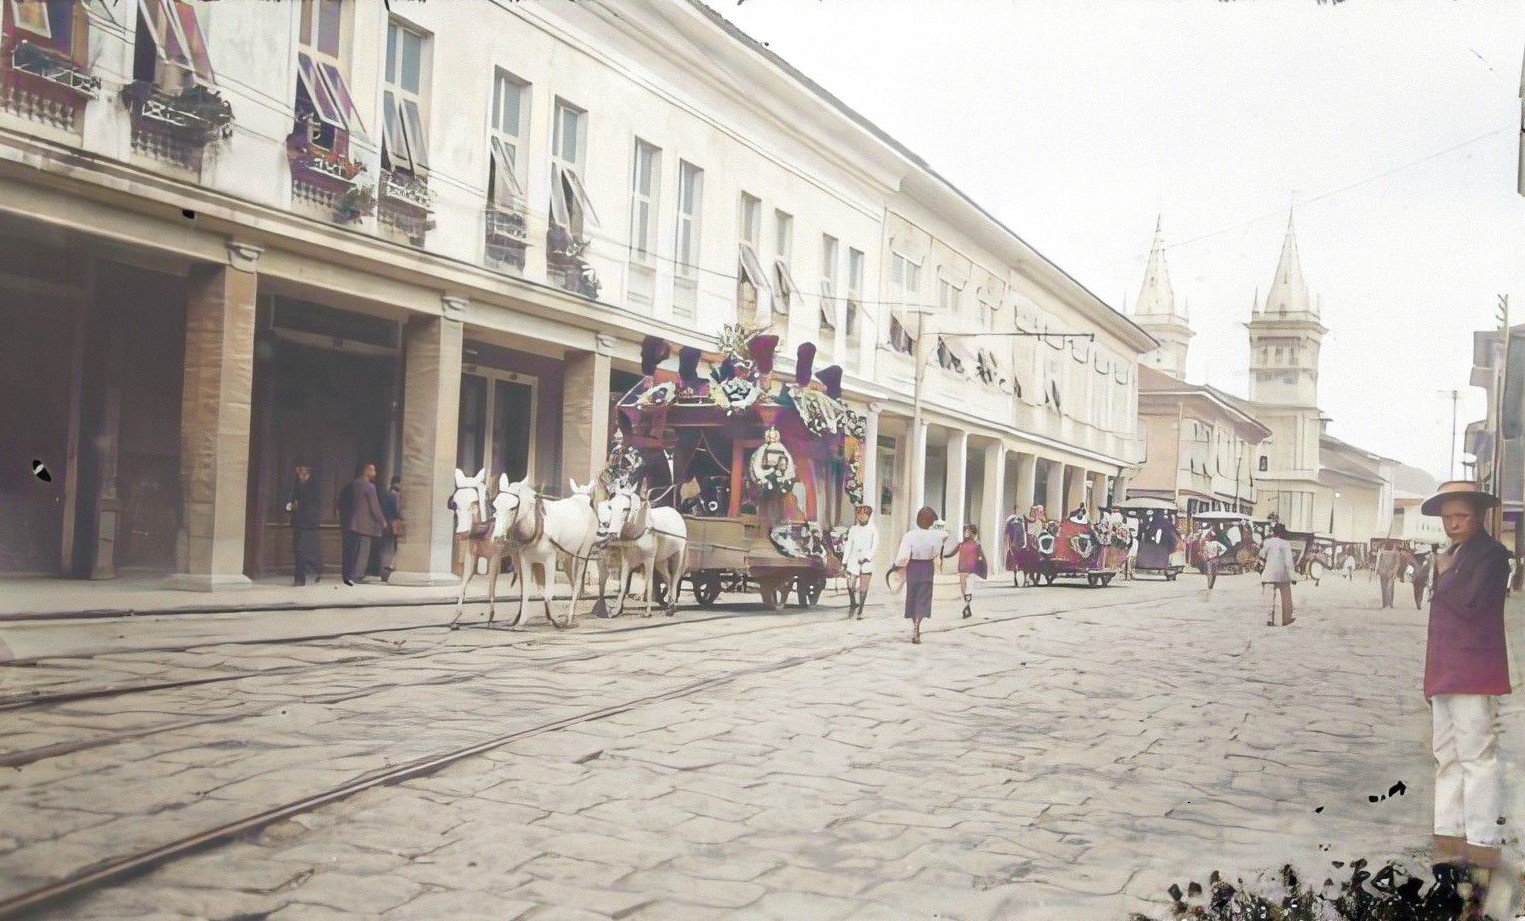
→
(0, 587, 1190, 920)
(0, 600, 793, 707)
(0, 606, 849, 766)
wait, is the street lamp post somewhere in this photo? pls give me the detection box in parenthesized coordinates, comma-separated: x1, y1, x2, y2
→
(1329, 490, 1340, 536)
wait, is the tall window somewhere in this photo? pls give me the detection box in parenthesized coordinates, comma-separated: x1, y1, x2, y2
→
(674, 160, 703, 321)
(294, 0, 367, 158)
(552, 98, 584, 170)
(736, 192, 769, 321)
(549, 99, 597, 239)
(133, 0, 215, 90)
(772, 210, 795, 317)
(11, 0, 88, 63)
(739, 193, 761, 246)
(675, 161, 703, 278)
(845, 247, 864, 360)
(382, 20, 429, 175)
(938, 278, 959, 314)
(819, 234, 840, 339)
(487, 69, 529, 209)
(888, 253, 920, 353)
(628, 140, 661, 260)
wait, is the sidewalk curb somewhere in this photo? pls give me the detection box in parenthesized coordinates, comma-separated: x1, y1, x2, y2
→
(0, 590, 591, 624)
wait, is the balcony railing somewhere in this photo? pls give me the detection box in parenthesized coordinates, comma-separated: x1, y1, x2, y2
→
(485, 205, 529, 271)
(10, 41, 100, 98)
(546, 223, 599, 299)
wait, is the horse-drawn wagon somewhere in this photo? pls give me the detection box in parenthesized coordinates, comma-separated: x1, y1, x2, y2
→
(1187, 510, 1260, 588)
(1113, 497, 1183, 580)
(607, 328, 861, 611)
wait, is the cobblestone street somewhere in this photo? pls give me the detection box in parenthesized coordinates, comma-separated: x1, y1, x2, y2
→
(3, 574, 1521, 920)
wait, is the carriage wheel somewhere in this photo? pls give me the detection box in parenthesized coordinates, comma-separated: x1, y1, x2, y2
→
(796, 575, 825, 609)
(1101, 573, 1115, 587)
(1042, 569, 1057, 586)
(1087, 574, 1098, 587)
(693, 573, 721, 607)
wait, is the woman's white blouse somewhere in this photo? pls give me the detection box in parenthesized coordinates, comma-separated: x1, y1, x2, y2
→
(895, 528, 949, 566)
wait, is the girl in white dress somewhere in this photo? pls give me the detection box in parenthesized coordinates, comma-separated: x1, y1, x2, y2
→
(841, 504, 878, 619)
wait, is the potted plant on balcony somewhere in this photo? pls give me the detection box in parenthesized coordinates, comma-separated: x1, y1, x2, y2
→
(120, 80, 234, 147)
(333, 184, 376, 225)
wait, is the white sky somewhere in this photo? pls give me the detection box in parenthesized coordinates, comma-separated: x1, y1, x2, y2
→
(710, 0, 1525, 481)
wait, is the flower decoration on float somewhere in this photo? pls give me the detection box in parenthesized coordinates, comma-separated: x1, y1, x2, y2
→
(635, 381, 677, 408)
(780, 342, 844, 438)
(749, 426, 797, 496)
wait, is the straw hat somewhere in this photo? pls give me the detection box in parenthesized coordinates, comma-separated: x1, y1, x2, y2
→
(1420, 480, 1500, 517)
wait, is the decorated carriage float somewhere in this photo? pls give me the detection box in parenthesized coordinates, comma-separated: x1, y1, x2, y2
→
(606, 328, 862, 611)
(1028, 508, 1121, 587)
(1111, 497, 1184, 580)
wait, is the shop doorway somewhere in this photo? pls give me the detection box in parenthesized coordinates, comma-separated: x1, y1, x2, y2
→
(458, 370, 538, 485)
(248, 298, 400, 578)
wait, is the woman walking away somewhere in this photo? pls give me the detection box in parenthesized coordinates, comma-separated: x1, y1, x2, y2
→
(1419, 481, 1511, 913)
(842, 504, 878, 620)
(945, 523, 987, 619)
(893, 506, 946, 644)
(1259, 523, 1296, 626)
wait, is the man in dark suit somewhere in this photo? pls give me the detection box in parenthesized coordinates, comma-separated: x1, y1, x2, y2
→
(285, 459, 323, 585)
(340, 461, 387, 585)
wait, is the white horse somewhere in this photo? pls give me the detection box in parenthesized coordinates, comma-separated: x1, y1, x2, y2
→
(594, 484, 689, 618)
(447, 468, 515, 628)
(491, 476, 599, 629)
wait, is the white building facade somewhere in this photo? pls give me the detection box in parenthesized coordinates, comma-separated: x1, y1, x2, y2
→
(0, 0, 1151, 585)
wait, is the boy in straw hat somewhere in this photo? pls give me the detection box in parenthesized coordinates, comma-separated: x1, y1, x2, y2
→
(1419, 480, 1513, 912)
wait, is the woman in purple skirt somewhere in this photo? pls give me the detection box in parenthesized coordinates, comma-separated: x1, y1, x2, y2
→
(894, 506, 947, 644)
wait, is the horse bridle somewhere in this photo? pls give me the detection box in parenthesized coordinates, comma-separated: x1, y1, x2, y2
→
(449, 484, 489, 537)
(494, 486, 546, 546)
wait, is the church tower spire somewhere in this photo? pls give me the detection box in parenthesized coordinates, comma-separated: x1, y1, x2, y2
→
(1130, 217, 1193, 379)
(1246, 211, 1326, 408)
(1259, 211, 1314, 317)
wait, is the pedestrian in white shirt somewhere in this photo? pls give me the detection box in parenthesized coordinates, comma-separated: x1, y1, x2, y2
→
(841, 504, 878, 620)
(1259, 523, 1297, 627)
(893, 506, 947, 645)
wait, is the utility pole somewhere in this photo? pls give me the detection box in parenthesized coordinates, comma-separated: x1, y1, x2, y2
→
(1438, 388, 1460, 480)
(1491, 294, 1509, 536)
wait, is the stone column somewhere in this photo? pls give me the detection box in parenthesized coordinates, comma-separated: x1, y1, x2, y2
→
(390, 304, 464, 585)
(861, 403, 881, 512)
(979, 440, 1006, 562)
(1088, 471, 1107, 516)
(1013, 452, 1037, 511)
(165, 243, 261, 591)
(562, 333, 614, 492)
(945, 429, 969, 531)
(907, 419, 929, 530)
(1114, 470, 1134, 505)
(1044, 459, 1065, 516)
(1064, 466, 1086, 515)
